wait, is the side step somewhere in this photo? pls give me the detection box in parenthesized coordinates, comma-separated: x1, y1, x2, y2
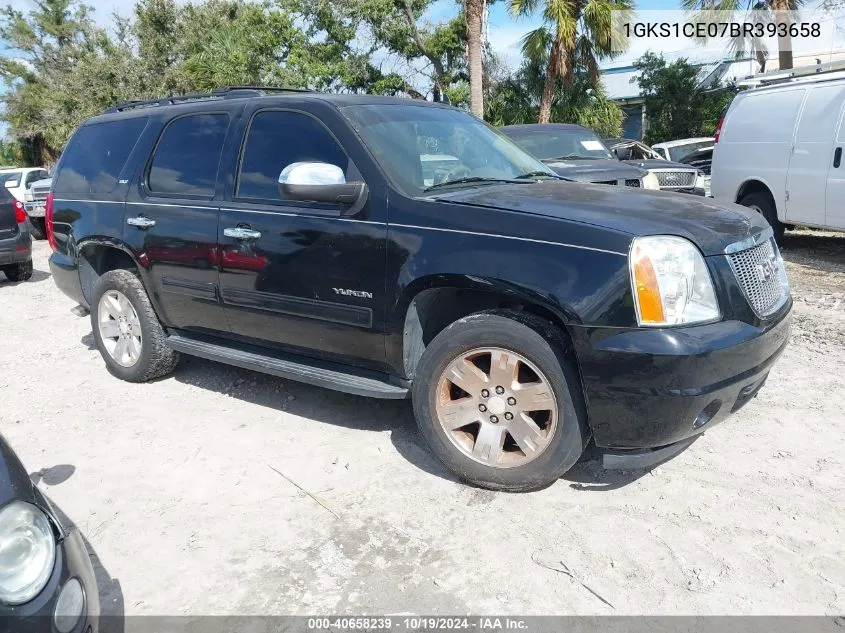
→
(165, 334, 409, 400)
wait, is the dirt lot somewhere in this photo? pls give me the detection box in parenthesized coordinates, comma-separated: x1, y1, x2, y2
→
(1, 231, 844, 616)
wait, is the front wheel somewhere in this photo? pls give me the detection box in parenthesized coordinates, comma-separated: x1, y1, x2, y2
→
(90, 270, 179, 382)
(412, 312, 589, 492)
(739, 191, 784, 244)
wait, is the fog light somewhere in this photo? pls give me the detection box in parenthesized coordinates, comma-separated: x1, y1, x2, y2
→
(693, 400, 722, 429)
(54, 578, 84, 633)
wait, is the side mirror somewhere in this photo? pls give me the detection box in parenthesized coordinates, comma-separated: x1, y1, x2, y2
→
(278, 162, 368, 215)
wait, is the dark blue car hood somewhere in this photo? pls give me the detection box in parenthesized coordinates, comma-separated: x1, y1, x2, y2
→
(0, 433, 38, 507)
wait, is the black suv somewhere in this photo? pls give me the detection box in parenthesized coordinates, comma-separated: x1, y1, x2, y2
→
(47, 88, 792, 491)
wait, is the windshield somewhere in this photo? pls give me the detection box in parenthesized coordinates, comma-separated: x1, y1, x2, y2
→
(342, 105, 556, 196)
(504, 128, 614, 161)
(667, 141, 713, 162)
(0, 171, 22, 188)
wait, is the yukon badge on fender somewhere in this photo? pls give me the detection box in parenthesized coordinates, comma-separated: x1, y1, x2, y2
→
(47, 87, 791, 492)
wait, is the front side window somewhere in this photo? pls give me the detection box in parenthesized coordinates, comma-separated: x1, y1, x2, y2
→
(149, 113, 229, 197)
(237, 110, 351, 202)
(342, 105, 555, 197)
(54, 119, 148, 194)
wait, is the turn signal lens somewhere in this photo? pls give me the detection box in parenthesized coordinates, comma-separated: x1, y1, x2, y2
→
(629, 235, 720, 327)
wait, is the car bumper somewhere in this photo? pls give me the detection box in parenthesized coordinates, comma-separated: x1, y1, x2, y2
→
(0, 528, 100, 633)
(570, 302, 792, 449)
(0, 228, 31, 265)
(25, 202, 47, 218)
(49, 252, 87, 307)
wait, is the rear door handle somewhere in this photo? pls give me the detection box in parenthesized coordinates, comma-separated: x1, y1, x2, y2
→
(126, 216, 156, 229)
(834, 147, 842, 168)
(224, 227, 262, 240)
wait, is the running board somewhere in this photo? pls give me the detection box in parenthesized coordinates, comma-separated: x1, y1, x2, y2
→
(166, 334, 409, 400)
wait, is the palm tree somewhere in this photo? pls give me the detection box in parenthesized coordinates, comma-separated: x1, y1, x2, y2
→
(683, 0, 801, 71)
(509, 0, 633, 123)
(466, 0, 486, 116)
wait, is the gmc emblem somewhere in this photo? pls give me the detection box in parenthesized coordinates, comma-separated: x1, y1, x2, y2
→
(755, 256, 778, 283)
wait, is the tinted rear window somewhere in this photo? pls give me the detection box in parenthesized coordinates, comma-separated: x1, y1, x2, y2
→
(54, 118, 148, 194)
(148, 113, 229, 197)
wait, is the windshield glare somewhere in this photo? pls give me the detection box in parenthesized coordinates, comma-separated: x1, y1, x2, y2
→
(506, 129, 614, 161)
(342, 105, 556, 196)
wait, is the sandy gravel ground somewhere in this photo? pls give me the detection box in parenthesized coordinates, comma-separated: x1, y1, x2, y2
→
(1, 231, 843, 617)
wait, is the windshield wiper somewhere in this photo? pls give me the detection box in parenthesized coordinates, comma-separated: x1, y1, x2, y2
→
(424, 177, 531, 192)
(515, 171, 561, 180)
(548, 154, 597, 160)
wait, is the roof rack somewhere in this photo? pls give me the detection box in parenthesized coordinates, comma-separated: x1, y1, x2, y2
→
(738, 59, 845, 88)
(103, 86, 312, 114)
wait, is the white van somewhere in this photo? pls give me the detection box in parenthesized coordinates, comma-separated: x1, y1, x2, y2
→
(711, 64, 845, 241)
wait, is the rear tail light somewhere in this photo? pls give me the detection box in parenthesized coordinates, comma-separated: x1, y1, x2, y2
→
(714, 115, 725, 143)
(45, 192, 57, 251)
(13, 200, 26, 224)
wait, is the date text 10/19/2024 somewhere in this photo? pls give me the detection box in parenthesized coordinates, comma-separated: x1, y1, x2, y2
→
(307, 617, 529, 630)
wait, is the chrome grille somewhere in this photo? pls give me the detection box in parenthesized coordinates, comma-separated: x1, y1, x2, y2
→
(727, 239, 789, 317)
(654, 170, 695, 188)
(29, 181, 51, 201)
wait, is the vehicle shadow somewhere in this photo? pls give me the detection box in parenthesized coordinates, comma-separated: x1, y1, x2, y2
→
(781, 230, 845, 274)
(31, 483, 125, 633)
(171, 356, 650, 491)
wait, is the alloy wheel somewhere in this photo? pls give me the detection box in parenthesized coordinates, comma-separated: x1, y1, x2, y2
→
(434, 347, 558, 468)
(97, 289, 143, 367)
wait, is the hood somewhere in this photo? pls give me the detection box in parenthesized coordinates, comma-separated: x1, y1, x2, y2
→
(0, 433, 38, 507)
(624, 159, 697, 171)
(432, 180, 769, 256)
(542, 158, 647, 182)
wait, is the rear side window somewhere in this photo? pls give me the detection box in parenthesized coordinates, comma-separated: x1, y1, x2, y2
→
(237, 111, 350, 202)
(149, 113, 229, 197)
(54, 118, 147, 194)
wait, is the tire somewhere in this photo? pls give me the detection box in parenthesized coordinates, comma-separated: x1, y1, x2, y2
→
(3, 260, 33, 282)
(739, 191, 784, 244)
(28, 217, 45, 240)
(412, 311, 589, 492)
(90, 269, 179, 382)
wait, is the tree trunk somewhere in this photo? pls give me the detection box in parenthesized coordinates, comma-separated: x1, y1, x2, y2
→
(539, 40, 562, 124)
(772, 0, 793, 70)
(466, 0, 485, 117)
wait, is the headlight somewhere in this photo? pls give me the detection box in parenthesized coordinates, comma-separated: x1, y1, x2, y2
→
(642, 171, 660, 189)
(629, 235, 720, 326)
(0, 501, 56, 604)
(695, 170, 707, 190)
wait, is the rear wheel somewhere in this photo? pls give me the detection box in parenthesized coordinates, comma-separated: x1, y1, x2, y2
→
(90, 270, 179, 382)
(739, 191, 784, 244)
(412, 311, 588, 492)
(3, 260, 33, 282)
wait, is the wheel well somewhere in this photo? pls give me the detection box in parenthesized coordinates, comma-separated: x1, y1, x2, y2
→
(402, 287, 572, 379)
(79, 245, 138, 304)
(735, 180, 774, 204)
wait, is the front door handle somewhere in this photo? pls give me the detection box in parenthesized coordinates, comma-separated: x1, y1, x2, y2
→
(224, 227, 262, 240)
(126, 216, 156, 229)
(834, 147, 842, 168)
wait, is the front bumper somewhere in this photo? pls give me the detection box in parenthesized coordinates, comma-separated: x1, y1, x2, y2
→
(0, 528, 100, 633)
(0, 227, 31, 266)
(570, 303, 792, 449)
(25, 201, 47, 218)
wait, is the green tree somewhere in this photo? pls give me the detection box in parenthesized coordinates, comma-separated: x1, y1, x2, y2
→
(485, 54, 623, 136)
(509, 0, 633, 123)
(633, 51, 735, 144)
